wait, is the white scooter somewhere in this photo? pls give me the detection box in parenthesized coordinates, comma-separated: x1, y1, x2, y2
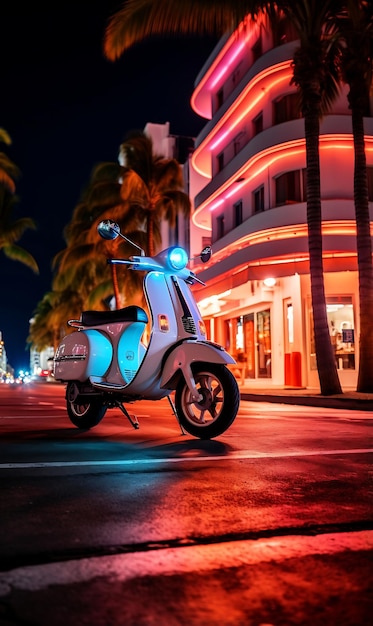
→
(54, 219, 240, 439)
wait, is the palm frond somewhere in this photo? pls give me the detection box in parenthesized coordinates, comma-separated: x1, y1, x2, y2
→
(0, 128, 12, 145)
(2, 244, 39, 273)
(104, 0, 241, 60)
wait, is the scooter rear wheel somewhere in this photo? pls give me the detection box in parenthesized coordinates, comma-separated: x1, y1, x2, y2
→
(175, 363, 239, 439)
(66, 382, 107, 429)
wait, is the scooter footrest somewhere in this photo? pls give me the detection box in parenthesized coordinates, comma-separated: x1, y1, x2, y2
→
(91, 380, 128, 390)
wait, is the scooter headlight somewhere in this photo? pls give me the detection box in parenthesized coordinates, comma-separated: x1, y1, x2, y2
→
(167, 247, 188, 271)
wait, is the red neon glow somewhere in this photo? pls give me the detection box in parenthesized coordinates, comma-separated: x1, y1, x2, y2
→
(209, 73, 292, 152)
(205, 144, 306, 214)
(193, 134, 371, 226)
(192, 62, 293, 175)
(197, 222, 359, 277)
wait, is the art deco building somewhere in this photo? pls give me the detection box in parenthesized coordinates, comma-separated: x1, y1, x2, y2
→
(188, 14, 373, 389)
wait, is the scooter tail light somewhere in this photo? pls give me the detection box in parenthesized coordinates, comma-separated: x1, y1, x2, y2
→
(158, 314, 170, 332)
(198, 319, 207, 336)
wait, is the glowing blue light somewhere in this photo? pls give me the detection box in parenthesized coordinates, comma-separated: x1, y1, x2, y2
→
(168, 247, 188, 270)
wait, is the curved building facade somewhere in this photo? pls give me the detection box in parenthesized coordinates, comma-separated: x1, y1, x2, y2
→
(188, 15, 373, 390)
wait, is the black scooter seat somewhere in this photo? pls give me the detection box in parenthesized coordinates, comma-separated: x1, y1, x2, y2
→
(81, 305, 148, 327)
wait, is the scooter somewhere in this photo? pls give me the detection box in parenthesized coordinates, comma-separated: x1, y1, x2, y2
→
(53, 219, 240, 439)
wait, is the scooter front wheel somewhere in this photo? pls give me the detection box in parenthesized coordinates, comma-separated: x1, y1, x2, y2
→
(66, 382, 107, 429)
(175, 363, 239, 439)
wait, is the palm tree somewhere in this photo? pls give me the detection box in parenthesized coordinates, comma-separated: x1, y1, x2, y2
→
(0, 129, 39, 273)
(335, 0, 373, 391)
(0, 128, 18, 193)
(118, 130, 192, 256)
(0, 190, 39, 273)
(53, 161, 127, 311)
(27, 292, 58, 353)
(103, 0, 342, 394)
(277, 1, 342, 395)
(29, 160, 147, 353)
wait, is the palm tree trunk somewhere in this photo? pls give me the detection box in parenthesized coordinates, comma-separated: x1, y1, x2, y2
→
(304, 111, 342, 395)
(351, 110, 373, 391)
(110, 264, 122, 309)
(147, 213, 155, 256)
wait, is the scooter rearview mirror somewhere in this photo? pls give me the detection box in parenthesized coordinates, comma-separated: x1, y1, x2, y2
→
(97, 218, 146, 256)
(200, 246, 212, 263)
(97, 220, 120, 240)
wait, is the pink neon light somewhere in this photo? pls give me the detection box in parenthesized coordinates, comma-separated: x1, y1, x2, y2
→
(192, 63, 293, 174)
(210, 131, 230, 151)
(210, 41, 246, 89)
(208, 199, 224, 212)
(209, 90, 265, 151)
(198, 133, 369, 220)
(225, 179, 248, 199)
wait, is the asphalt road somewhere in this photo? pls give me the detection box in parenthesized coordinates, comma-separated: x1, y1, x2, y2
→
(0, 381, 372, 625)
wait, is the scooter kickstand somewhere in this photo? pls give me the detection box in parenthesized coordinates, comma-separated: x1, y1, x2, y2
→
(115, 401, 140, 430)
(167, 395, 185, 435)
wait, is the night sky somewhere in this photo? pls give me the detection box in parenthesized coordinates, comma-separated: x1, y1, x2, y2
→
(0, 1, 218, 372)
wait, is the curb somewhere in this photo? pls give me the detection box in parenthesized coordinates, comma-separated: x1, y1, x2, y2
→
(240, 392, 373, 411)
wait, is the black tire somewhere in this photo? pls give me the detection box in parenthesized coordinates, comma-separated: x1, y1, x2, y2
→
(66, 382, 107, 429)
(175, 363, 240, 439)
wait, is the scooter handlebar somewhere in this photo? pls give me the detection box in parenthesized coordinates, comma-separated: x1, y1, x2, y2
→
(108, 257, 164, 271)
(107, 256, 205, 284)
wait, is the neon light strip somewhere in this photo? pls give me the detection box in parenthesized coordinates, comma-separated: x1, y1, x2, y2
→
(198, 141, 306, 215)
(192, 61, 292, 174)
(210, 41, 247, 89)
(209, 74, 291, 151)
(193, 134, 373, 225)
(201, 221, 358, 268)
(191, 18, 258, 114)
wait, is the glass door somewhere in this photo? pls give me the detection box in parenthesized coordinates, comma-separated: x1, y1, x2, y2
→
(257, 309, 271, 377)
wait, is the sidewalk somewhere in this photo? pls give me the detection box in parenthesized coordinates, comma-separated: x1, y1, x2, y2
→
(239, 382, 373, 411)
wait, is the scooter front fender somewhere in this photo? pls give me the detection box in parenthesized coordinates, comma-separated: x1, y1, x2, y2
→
(160, 340, 235, 393)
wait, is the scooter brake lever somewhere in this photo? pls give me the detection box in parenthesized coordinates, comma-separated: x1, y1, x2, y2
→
(188, 275, 206, 286)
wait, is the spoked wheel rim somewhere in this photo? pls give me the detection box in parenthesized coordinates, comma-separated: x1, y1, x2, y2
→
(66, 384, 91, 418)
(179, 370, 225, 426)
(70, 402, 92, 418)
(66, 381, 107, 429)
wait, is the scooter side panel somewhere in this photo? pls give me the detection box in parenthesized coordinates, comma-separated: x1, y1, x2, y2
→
(54, 330, 112, 382)
(117, 322, 148, 384)
(122, 273, 179, 396)
(160, 341, 236, 388)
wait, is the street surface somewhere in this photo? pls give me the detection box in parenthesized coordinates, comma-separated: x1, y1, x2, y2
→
(0, 380, 372, 625)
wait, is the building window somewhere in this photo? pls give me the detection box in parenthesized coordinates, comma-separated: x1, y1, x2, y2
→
(253, 185, 264, 213)
(217, 214, 225, 239)
(328, 299, 355, 370)
(275, 170, 306, 206)
(252, 112, 263, 136)
(286, 302, 294, 344)
(232, 62, 242, 86)
(273, 93, 301, 125)
(217, 88, 224, 109)
(309, 297, 355, 370)
(233, 131, 245, 156)
(257, 309, 271, 378)
(217, 152, 224, 172)
(234, 200, 243, 227)
(252, 36, 262, 63)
